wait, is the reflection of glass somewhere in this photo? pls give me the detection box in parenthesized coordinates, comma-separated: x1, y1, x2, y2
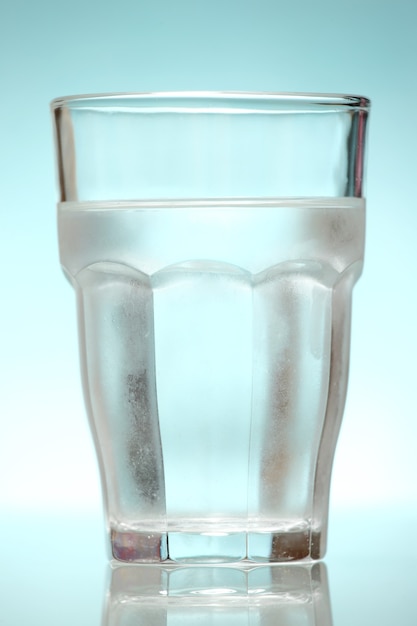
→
(52, 93, 370, 563)
(103, 563, 332, 626)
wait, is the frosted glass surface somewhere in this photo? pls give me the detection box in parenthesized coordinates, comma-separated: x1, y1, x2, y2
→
(58, 198, 364, 562)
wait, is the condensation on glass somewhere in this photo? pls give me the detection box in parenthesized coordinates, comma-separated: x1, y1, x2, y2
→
(52, 92, 370, 563)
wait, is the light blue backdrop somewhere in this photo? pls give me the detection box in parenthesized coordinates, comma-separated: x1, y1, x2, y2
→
(1, 0, 416, 563)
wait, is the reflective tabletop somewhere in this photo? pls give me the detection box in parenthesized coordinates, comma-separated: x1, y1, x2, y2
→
(1, 509, 416, 625)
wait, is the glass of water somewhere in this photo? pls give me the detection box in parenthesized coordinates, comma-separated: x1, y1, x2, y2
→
(51, 92, 370, 563)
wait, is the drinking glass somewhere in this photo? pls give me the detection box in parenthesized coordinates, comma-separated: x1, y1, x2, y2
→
(51, 92, 369, 563)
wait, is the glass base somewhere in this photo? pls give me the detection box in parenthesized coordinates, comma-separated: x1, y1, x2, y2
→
(111, 528, 321, 563)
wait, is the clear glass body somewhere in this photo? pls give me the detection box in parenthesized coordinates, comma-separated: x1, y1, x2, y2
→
(51, 92, 369, 563)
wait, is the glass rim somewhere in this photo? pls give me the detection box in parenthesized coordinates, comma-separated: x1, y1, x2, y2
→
(51, 91, 370, 112)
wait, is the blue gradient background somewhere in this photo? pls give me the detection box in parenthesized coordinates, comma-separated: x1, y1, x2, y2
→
(1, 0, 416, 624)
